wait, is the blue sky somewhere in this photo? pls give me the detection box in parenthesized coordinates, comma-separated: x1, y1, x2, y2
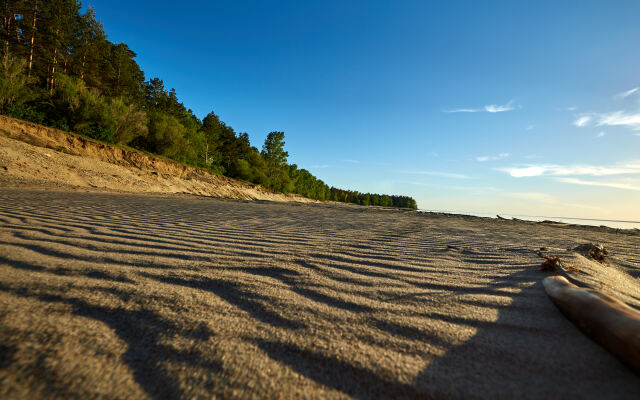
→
(84, 0, 640, 220)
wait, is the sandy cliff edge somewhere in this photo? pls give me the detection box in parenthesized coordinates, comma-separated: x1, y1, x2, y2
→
(0, 115, 314, 202)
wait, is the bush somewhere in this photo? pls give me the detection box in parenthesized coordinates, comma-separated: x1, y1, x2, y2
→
(77, 123, 118, 144)
(108, 97, 148, 144)
(0, 54, 33, 111)
(6, 102, 46, 124)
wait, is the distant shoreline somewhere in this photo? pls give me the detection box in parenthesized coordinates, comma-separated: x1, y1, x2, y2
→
(420, 209, 640, 230)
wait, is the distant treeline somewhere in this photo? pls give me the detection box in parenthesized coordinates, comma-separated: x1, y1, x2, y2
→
(0, 0, 417, 209)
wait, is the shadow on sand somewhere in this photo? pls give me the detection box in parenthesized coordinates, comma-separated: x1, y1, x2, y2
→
(0, 283, 217, 399)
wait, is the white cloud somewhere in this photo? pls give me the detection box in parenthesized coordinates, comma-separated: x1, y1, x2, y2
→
(445, 101, 516, 113)
(484, 102, 515, 113)
(555, 177, 640, 192)
(567, 106, 577, 111)
(401, 170, 469, 179)
(596, 111, 640, 131)
(597, 131, 606, 137)
(508, 166, 547, 177)
(615, 87, 639, 99)
(505, 192, 555, 203)
(501, 161, 640, 178)
(476, 152, 510, 162)
(573, 108, 640, 132)
(573, 115, 592, 127)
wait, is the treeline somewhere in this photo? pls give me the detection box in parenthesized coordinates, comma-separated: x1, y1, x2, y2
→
(0, 0, 417, 209)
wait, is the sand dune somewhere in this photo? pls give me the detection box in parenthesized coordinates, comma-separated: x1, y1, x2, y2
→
(0, 188, 639, 398)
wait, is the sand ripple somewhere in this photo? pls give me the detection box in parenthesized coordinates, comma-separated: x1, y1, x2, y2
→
(0, 189, 639, 399)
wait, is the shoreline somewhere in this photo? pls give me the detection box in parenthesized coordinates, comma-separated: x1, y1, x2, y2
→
(419, 208, 640, 233)
(420, 209, 640, 231)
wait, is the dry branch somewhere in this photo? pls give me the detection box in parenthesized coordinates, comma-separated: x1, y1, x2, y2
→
(543, 276, 640, 375)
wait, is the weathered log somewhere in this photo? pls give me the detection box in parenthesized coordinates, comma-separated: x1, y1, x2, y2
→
(543, 276, 640, 374)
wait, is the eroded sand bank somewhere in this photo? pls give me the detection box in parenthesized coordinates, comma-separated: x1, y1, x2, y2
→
(0, 188, 639, 399)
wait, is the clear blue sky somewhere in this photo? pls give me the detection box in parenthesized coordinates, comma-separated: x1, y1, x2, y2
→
(84, 0, 640, 220)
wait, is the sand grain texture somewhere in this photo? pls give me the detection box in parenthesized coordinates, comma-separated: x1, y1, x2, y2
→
(0, 188, 639, 399)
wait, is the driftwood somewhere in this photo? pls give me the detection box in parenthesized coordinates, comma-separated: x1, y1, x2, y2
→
(543, 276, 640, 374)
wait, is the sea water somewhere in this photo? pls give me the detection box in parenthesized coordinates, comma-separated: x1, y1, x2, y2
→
(420, 210, 640, 230)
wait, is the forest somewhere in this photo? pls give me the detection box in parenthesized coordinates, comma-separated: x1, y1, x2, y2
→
(0, 0, 417, 209)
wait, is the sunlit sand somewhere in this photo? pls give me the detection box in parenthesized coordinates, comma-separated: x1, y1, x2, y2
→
(1, 188, 638, 398)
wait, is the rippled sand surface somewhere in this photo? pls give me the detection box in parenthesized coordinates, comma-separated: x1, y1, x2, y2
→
(1, 188, 638, 399)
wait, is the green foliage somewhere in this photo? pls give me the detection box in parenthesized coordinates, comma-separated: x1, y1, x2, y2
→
(145, 111, 189, 157)
(6, 102, 45, 124)
(261, 131, 290, 190)
(0, 0, 418, 209)
(77, 122, 117, 144)
(107, 97, 148, 144)
(0, 53, 32, 110)
(51, 74, 115, 141)
(261, 131, 288, 166)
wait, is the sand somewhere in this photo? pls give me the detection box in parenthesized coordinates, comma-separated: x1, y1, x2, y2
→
(0, 188, 639, 399)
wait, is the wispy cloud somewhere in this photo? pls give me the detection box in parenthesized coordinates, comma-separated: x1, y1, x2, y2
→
(573, 115, 591, 127)
(476, 152, 510, 162)
(500, 161, 640, 178)
(401, 170, 469, 179)
(505, 192, 555, 203)
(343, 159, 359, 164)
(615, 87, 639, 99)
(525, 125, 534, 131)
(597, 111, 640, 131)
(445, 100, 516, 113)
(573, 103, 640, 131)
(555, 177, 640, 191)
(485, 102, 515, 113)
(597, 131, 606, 137)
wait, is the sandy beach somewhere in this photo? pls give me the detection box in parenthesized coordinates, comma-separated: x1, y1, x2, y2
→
(1, 187, 639, 399)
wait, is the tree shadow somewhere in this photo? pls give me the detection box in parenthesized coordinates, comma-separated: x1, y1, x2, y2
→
(0, 286, 216, 399)
(0, 342, 17, 369)
(0, 255, 134, 284)
(308, 252, 428, 274)
(239, 266, 373, 313)
(141, 272, 305, 330)
(254, 339, 424, 399)
(247, 267, 640, 398)
(0, 240, 197, 271)
(411, 269, 640, 398)
(294, 259, 376, 287)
